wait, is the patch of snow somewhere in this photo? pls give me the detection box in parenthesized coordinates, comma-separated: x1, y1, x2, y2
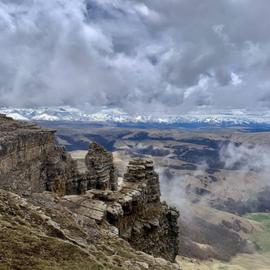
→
(32, 114, 60, 121)
(1, 106, 270, 127)
(5, 113, 29, 121)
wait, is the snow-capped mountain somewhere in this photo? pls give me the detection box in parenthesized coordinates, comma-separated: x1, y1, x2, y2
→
(1, 106, 270, 128)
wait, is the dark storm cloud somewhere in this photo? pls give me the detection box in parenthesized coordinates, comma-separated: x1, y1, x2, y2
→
(0, 0, 269, 113)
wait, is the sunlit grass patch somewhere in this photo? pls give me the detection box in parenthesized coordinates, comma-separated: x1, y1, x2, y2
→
(245, 213, 270, 252)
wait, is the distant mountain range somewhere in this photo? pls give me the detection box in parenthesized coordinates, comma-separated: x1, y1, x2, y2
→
(1, 106, 270, 129)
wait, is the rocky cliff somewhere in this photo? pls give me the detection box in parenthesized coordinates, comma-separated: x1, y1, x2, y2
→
(0, 115, 180, 270)
(105, 158, 179, 261)
(85, 142, 118, 191)
(0, 114, 78, 196)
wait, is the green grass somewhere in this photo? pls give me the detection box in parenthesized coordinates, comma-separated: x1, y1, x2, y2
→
(246, 213, 270, 223)
(245, 213, 270, 252)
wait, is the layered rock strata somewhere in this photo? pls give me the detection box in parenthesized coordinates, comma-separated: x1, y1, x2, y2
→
(65, 142, 118, 194)
(85, 142, 118, 191)
(0, 189, 181, 270)
(0, 115, 77, 196)
(0, 115, 180, 267)
(99, 158, 179, 262)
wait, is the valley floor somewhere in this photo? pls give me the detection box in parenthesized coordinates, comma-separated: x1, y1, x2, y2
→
(178, 252, 270, 270)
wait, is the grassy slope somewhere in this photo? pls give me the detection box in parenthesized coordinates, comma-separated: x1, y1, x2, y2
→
(179, 213, 270, 270)
(0, 188, 180, 270)
(0, 222, 119, 270)
(245, 213, 270, 252)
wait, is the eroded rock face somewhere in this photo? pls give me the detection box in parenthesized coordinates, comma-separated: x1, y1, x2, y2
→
(0, 115, 180, 266)
(91, 158, 180, 262)
(85, 142, 118, 191)
(122, 158, 179, 262)
(0, 115, 77, 196)
(124, 158, 161, 202)
(0, 188, 180, 270)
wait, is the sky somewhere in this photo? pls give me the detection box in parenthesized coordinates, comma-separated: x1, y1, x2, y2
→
(0, 0, 270, 115)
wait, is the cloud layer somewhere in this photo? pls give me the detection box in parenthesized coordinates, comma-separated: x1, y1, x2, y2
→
(0, 0, 270, 114)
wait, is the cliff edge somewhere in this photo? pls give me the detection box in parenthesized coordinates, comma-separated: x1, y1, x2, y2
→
(0, 115, 180, 270)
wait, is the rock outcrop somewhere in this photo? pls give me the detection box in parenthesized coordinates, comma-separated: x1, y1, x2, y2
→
(62, 156, 179, 261)
(0, 189, 180, 270)
(85, 142, 118, 191)
(0, 115, 77, 196)
(65, 142, 118, 195)
(107, 158, 179, 261)
(0, 115, 180, 269)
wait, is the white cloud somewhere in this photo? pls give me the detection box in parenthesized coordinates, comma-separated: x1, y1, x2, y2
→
(231, 72, 242, 86)
(0, 0, 270, 113)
